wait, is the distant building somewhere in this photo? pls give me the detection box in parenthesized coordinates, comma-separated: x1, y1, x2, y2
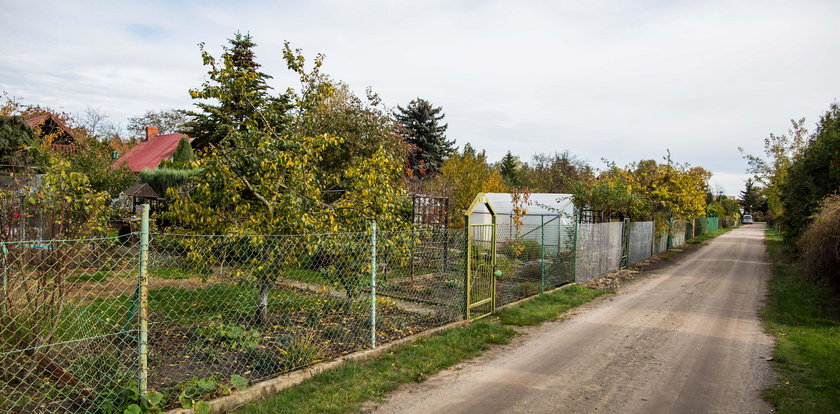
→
(25, 113, 83, 155)
(113, 126, 191, 172)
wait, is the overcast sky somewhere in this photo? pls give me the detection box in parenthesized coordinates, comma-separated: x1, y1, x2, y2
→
(2, 0, 839, 194)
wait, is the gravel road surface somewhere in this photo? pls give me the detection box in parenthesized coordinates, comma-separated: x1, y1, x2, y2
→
(371, 224, 775, 414)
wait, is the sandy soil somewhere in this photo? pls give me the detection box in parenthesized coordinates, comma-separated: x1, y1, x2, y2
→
(369, 224, 776, 414)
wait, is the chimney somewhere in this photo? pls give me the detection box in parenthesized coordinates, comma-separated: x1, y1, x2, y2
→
(145, 126, 159, 141)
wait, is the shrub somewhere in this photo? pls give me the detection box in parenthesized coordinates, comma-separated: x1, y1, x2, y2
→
(797, 195, 840, 292)
(197, 318, 261, 351)
(244, 348, 283, 377)
(511, 281, 540, 298)
(501, 238, 542, 261)
(139, 167, 199, 197)
(519, 261, 542, 280)
(495, 255, 515, 278)
(281, 331, 325, 370)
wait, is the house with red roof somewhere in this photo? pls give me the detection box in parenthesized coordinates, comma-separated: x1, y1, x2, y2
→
(113, 127, 191, 172)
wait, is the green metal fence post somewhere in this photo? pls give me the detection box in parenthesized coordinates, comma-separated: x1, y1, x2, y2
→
(666, 211, 673, 250)
(138, 204, 150, 400)
(370, 220, 377, 349)
(370, 221, 376, 348)
(464, 214, 470, 320)
(540, 215, 545, 294)
(572, 211, 579, 282)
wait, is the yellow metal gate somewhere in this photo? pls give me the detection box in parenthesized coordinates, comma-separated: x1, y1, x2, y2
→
(466, 223, 496, 320)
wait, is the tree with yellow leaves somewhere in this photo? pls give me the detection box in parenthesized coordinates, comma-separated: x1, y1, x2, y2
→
(168, 37, 409, 323)
(573, 154, 710, 225)
(427, 144, 507, 227)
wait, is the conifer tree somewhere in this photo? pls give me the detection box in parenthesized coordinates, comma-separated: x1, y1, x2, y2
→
(171, 137, 194, 165)
(395, 98, 454, 176)
(739, 178, 760, 214)
(181, 32, 292, 151)
(499, 150, 520, 187)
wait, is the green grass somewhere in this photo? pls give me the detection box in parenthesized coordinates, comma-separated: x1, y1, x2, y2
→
(149, 266, 199, 279)
(69, 270, 119, 282)
(233, 321, 517, 414)
(284, 267, 330, 285)
(70, 283, 333, 331)
(494, 284, 608, 326)
(234, 284, 606, 414)
(32, 283, 337, 345)
(761, 228, 840, 413)
(69, 266, 204, 283)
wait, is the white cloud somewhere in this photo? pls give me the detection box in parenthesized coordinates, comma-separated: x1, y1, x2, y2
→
(2, 0, 839, 194)
(709, 172, 750, 197)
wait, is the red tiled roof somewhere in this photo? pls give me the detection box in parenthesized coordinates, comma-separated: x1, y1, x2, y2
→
(113, 133, 189, 172)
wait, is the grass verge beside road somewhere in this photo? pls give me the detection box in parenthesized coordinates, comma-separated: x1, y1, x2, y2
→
(495, 285, 607, 326)
(761, 228, 840, 413)
(234, 285, 606, 413)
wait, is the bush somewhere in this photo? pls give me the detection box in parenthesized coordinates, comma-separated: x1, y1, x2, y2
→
(281, 331, 325, 370)
(797, 195, 840, 292)
(139, 167, 199, 198)
(197, 318, 261, 351)
(501, 238, 542, 261)
(519, 261, 542, 280)
(244, 348, 283, 377)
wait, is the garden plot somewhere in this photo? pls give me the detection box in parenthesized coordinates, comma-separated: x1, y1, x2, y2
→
(2, 265, 450, 413)
(493, 240, 575, 306)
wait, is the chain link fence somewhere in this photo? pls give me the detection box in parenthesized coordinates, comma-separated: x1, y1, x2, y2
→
(493, 217, 576, 306)
(0, 236, 140, 413)
(0, 207, 727, 413)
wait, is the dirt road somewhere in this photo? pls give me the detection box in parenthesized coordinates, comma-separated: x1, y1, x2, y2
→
(372, 225, 776, 414)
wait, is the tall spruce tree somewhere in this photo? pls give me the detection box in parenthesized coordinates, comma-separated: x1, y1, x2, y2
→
(395, 98, 454, 176)
(181, 32, 292, 151)
(739, 178, 760, 214)
(499, 150, 520, 187)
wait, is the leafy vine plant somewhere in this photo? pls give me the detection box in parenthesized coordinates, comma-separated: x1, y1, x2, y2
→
(509, 188, 531, 257)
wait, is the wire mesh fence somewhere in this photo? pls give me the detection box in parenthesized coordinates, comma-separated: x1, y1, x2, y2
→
(0, 236, 141, 413)
(0, 207, 727, 413)
(493, 218, 576, 306)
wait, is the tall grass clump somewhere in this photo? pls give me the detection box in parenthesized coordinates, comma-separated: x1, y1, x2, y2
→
(797, 194, 840, 293)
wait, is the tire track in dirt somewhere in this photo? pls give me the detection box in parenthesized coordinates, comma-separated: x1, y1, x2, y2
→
(370, 225, 775, 414)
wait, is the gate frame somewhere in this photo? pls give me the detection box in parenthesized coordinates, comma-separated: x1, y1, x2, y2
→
(464, 193, 497, 320)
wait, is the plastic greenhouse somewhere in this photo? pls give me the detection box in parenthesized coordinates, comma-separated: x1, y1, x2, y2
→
(464, 193, 578, 307)
(466, 193, 576, 247)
